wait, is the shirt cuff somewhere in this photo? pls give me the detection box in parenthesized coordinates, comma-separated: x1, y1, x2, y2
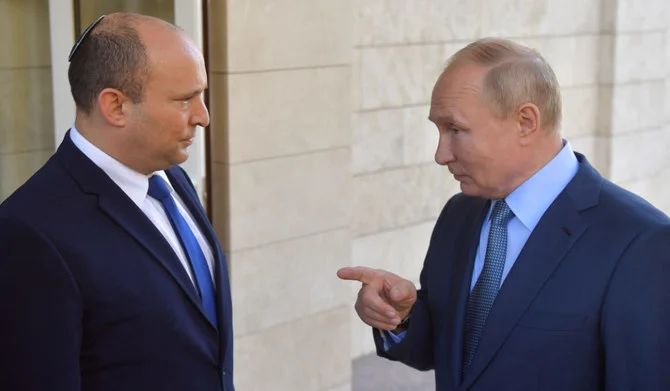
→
(379, 329, 407, 351)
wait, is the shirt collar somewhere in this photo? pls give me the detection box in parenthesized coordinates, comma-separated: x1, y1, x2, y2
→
(69, 126, 171, 208)
(503, 140, 579, 231)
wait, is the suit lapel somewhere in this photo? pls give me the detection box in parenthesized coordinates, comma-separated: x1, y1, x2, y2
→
(97, 191, 208, 316)
(166, 168, 231, 356)
(444, 199, 490, 386)
(56, 133, 211, 328)
(461, 155, 601, 389)
(165, 168, 220, 266)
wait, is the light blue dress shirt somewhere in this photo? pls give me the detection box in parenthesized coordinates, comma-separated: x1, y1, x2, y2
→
(383, 141, 579, 348)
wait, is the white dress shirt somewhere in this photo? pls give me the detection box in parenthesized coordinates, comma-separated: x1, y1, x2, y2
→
(69, 126, 215, 286)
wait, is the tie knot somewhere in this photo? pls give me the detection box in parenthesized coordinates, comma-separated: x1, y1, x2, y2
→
(491, 199, 513, 226)
(148, 175, 171, 201)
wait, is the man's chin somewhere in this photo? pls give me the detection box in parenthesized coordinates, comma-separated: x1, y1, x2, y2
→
(459, 182, 483, 197)
(171, 151, 190, 166)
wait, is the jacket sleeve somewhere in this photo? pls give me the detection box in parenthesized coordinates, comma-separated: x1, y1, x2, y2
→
(0, 217, 83, 391)
(602, 223, 670, 390)
(371, 197, 460, 371)
(373, 287, 435, 371)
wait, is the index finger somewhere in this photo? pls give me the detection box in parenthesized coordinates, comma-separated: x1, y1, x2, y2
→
(337, 266, 377, 284)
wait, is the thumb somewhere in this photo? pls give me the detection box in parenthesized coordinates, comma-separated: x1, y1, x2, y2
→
(387, 280, 416, 307)
(389, 284, 411, 302)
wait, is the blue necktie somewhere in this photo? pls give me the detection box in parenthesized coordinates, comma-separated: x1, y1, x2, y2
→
(148, 175, 218, 328)
(462, 199, 514, 375)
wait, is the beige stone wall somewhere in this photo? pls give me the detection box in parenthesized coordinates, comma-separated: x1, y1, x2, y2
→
(0, 1, 54, 200)
(207, 1, 353, 390)
(605, 0, 670, 212)
(0, 1, 663, 390)
(206, 0, 669, 389)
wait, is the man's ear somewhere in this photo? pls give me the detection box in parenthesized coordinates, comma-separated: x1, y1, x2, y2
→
(97, 88, 130, 127)
(517, 103, 541, 144)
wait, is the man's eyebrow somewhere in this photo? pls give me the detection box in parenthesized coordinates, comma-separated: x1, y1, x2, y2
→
(428, 115, 455, 124)
(179, 87, 208, 98)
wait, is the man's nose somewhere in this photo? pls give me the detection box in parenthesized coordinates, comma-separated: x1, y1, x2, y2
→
(191, 95, 210, 128)
(434, 135, 455, 165)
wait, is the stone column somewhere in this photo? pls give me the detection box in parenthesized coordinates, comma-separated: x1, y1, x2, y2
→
(207, 1, 354, 390)
(601, 0, 670, 213)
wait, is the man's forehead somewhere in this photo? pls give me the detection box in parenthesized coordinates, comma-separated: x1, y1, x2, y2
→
(436, 63, 486, 90)
(429, 67, 486, 123)
(146, 33, 203, 68)
(431, 72, 482, 107)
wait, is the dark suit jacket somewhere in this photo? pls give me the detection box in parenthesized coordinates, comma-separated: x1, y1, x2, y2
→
(0, 133, 234, 391)
(374, 153, 670, 391)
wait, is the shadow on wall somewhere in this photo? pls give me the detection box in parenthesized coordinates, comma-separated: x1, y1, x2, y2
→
(353, 353, 435, 391)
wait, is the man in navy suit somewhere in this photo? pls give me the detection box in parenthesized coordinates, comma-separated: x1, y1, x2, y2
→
(0, 13, 234, 390)
(339, 38, 670, 390)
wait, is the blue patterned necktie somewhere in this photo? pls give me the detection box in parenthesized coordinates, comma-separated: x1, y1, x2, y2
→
(148, 175, 218, 328)
(462, 199, 514, 375)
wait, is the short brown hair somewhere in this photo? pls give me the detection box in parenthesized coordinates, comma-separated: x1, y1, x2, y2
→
(68, 14, 149, 114)
(447, 38, 562, 132)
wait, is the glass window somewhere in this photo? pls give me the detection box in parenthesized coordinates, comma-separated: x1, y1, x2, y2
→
(0, 0, 55, 201)
(77, 0, 175, 31)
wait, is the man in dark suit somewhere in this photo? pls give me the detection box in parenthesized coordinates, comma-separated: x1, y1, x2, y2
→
(0, 13, 234, 391)
(338, 37, 670, 390)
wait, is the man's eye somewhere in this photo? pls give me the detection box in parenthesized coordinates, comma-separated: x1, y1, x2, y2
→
(450, 128, 460, 134)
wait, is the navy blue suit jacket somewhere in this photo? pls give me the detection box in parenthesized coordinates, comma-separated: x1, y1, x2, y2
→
(0, 133, 234, 391)
(374, 154, 670, 390)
